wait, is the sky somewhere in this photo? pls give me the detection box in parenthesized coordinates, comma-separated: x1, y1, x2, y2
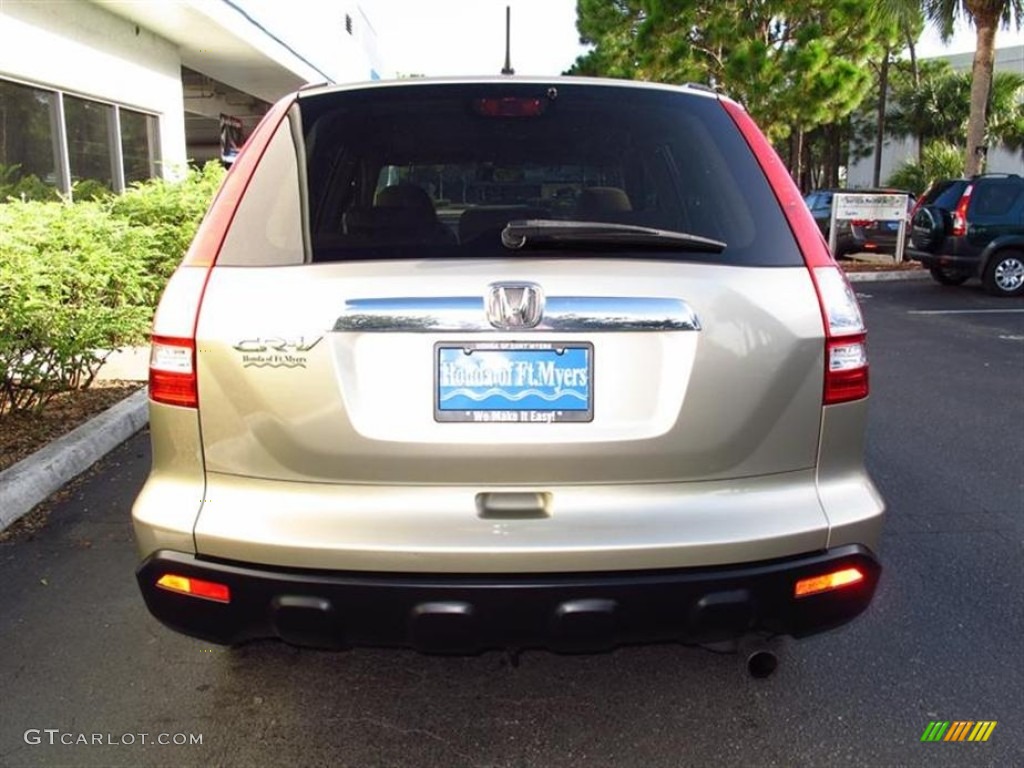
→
(363, 0, 588, 77)
(916, 19, 1023, 58)
(361, 0, 1024, 78)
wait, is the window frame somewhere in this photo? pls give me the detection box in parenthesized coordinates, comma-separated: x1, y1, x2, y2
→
(0, 75, 161, 199)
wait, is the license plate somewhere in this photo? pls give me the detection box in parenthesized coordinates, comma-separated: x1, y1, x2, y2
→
(435, 342, 593, 423)
(886, 221, 900, 231)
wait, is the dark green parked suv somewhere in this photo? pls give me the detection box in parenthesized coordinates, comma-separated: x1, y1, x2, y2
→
(909, 174, 1024, 297)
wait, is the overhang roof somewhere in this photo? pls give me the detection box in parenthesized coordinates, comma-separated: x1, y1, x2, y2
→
(93, 0, 329, 102)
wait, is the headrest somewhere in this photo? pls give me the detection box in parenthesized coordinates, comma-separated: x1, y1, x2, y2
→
(577, 187, 633, 216)
(375, 184, 435, 213)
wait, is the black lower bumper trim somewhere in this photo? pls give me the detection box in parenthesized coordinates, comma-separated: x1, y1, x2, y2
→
(136, 546, 881, 653)
(909, 250, 981, 275)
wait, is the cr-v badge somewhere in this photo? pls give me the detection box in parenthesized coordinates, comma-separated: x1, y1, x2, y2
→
(232, 336, 322, 368)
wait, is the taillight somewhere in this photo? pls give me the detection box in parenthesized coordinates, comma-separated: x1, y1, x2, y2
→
(156, 573, 231, 603)
(951, 184, 972, 237)
(150, 336, 197, 408)
(812, 266, 869, 405)
(148, 266, 210, 409)
(722, 101, 868, 404)
(850, 219, 871, 227)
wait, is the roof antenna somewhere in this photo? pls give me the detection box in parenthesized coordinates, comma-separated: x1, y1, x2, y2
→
(501, 5, 514, 75)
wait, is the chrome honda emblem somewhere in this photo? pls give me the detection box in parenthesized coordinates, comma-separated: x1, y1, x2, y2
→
(485, 282, 544, 329)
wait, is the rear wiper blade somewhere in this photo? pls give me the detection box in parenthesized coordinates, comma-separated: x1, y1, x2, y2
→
(500, 219, 727, 254)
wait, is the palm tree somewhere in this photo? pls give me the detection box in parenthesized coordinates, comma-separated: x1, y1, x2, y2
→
(889, 65, 1024, 157)
(925, 0, 1023, 175)
(985, 71, 1024, 154)
(888, 61, 963, 153)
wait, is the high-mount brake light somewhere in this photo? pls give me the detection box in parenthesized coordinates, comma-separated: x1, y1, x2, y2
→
(951, 184, 973, 237)
(473, 97, 546, 118)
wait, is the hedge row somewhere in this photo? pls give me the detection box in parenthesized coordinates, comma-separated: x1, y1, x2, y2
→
(0, 162, 225, 413)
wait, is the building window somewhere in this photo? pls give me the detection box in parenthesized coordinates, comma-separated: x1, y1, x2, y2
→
(0, 79, 61, 200)
(0, 76, 161, 200)
(64, 94, 115, 197)
(120, 108, 159, 185)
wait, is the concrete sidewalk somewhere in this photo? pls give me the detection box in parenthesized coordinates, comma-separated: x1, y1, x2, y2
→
(95, 346, 149, 382)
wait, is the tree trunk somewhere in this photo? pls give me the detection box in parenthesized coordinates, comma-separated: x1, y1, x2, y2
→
(873, 49, 890, 187)
(905, 28, 924, 165)
(801, 132, 813, 191)
(964, 17, 998, 176)
(830, 124, 842, 188)
(823, 125, 835, 189)
(788, 132, 797, 180)
(793, 128, 805, 190)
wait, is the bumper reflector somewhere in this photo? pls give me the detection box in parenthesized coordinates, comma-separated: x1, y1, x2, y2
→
(794, 567, 864, 598)
(156, 573, 231, 603)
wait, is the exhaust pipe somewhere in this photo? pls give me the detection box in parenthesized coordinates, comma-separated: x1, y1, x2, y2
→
(746, 649, 778, 679)
(699, 634, 784, 677)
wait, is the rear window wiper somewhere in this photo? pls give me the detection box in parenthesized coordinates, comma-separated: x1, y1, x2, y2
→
(500, 219, 727, 254)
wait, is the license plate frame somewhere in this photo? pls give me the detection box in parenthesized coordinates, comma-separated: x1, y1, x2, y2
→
(435, 341, 593, 423)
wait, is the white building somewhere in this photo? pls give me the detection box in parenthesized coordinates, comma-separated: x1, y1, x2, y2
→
(847, 45, 1024, 188)
(0, 0, 383, 197)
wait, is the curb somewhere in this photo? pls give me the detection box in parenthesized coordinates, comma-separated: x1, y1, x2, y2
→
(0, 388, 149, 533)
(844, 269, 930, 282)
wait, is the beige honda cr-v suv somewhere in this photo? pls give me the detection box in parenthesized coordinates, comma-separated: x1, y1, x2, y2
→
(133, 77, 884, 660)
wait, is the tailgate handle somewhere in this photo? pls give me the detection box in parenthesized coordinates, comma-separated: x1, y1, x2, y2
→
(476, 492, 551, 520)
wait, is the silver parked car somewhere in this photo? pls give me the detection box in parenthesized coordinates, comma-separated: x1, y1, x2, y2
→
(133, 77, 883, 664)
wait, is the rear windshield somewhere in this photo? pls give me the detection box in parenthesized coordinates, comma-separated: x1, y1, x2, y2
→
(298, 83, 802, 266)
(921, 180, 967, 210)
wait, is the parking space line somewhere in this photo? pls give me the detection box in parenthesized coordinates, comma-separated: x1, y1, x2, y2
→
(907, 309, 1024, 315)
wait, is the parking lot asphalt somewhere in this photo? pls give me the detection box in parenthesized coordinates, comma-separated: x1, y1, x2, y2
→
(0, 280, 1021, 768)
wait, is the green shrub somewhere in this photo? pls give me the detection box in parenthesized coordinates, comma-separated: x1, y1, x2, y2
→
(0, 200, 160, 413)
(71, 178, 114, 201)
(0, 164, 62, 202)
(0, 162, 224, 412)
(108, 161, 225, 283)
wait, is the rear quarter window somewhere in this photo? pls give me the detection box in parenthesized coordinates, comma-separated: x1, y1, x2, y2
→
(970, 180, 1024, 218)
(216, 107, 305, 267)
(296, 82, 802, 267)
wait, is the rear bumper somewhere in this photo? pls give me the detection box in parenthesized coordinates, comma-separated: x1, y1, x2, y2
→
(834, 227, 901, 256)
(907, 248, 982, 275)
(137, 545, 881, 653)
